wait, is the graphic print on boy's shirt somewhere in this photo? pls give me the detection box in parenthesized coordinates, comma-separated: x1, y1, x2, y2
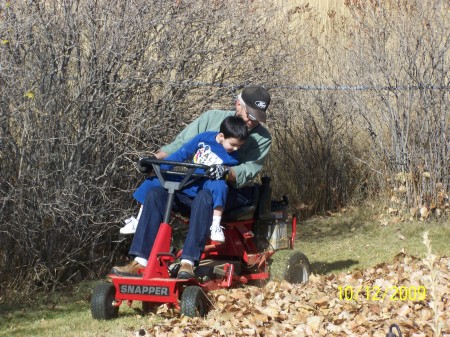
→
(193, 142, 224, 166)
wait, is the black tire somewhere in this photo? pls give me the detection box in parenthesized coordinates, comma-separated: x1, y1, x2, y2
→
(283, 251, 310, 284)
(180, 286, 209, 318)
(91, 283, 119, 320)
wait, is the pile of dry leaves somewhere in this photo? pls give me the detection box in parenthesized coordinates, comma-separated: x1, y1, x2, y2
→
(135, 253, 449, 337)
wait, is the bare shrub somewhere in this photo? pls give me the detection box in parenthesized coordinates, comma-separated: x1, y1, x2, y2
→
(263, 4, 371, 215)
(303, 0, 450, 219)
(261, 0, 448, 220)
(265, 89, 370, 215)
(343, 1, 449, 218)
(0, 0, 295, 294)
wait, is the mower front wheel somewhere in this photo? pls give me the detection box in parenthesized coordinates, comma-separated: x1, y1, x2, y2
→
(180, 286, 209, 317)
(283, 251, 310, 284)
(91, 282, 119, 320)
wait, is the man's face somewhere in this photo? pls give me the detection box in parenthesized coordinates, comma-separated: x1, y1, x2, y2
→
(236, 100, 260, 130)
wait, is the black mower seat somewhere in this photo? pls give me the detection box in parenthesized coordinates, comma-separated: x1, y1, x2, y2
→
(222, 205, 256, 221)
(171, 184, 261, 222)
(222, 185, 260, 222)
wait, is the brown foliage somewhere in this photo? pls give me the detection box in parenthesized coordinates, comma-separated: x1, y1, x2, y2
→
(0, 0, 293, 292)
(135, 254, 450, 336)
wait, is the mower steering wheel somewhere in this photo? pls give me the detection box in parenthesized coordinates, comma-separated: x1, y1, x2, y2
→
(139, 157, 210, 192)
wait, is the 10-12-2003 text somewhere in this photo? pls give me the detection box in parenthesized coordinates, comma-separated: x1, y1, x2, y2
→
(338, 285, 426, 301)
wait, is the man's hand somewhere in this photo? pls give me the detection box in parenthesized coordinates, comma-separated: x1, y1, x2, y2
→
(207, 164, 230, 180)
(155, 151, 168, 160)
(137, 156, 156, 174)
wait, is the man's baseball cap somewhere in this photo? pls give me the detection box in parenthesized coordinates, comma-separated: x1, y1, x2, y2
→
(241, 86, 271, 122)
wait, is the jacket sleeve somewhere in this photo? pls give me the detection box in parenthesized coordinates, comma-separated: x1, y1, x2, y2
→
(232, 134, 272, 188)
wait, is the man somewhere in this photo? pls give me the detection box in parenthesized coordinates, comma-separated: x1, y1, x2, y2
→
(111, 85, 272, 278)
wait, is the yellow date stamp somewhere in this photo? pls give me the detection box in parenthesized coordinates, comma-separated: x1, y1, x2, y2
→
(338, 285, 426, 301)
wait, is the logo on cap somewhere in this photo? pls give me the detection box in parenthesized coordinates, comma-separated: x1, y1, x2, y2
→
(255, 101, 267, 110)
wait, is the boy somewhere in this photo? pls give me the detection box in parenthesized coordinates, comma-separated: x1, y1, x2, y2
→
(120, 116, 249, 243)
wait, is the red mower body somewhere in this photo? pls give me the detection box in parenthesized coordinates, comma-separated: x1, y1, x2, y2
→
(91, 159, 310, 320)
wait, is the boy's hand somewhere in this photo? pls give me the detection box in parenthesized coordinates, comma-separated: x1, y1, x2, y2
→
(207, 164, 229, 180)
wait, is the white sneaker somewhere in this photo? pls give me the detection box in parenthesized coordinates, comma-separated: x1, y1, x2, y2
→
(210, 223, 225, 243)
(120, 216, 138, 234)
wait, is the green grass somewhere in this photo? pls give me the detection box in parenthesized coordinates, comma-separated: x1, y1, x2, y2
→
(265, 205, 449, 280)
(0, 281, 164, 337)
(0, 206, 448, 336)
(293, 206, 449, 275)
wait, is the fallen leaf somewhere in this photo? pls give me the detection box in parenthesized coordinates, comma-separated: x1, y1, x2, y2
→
(397, 233, 406, 240)
(132, 255, 449, 337)
(313, 296, 330, 308)
(306, 316, 321, 331)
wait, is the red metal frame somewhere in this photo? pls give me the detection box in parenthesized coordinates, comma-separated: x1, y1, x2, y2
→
(290, 215, 297, 249)
(109, 214, 299, 310)
(143, 222, 173, 279)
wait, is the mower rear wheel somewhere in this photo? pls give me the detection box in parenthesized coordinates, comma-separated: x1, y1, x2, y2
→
(180, 286, 209, 317)
(283, 251, 310, 284)
(91, 282, 119, 320)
